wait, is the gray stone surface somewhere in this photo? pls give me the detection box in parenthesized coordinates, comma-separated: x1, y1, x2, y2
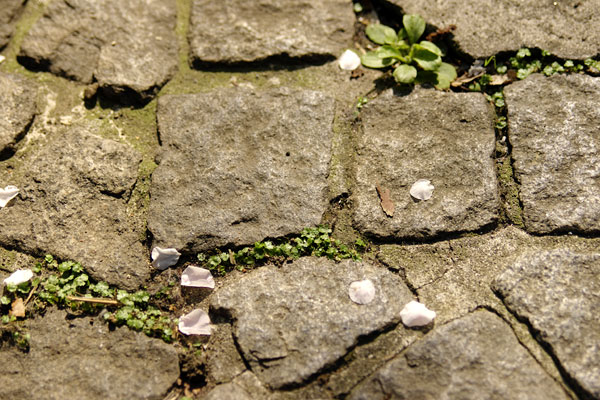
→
(0, 0, 24, 49)
(348, 310, 569, 400)
(353, 88, 498, 239)
(0, 72, 37, 157)
(0, 310, 179, 400)
(18, 0, 177, 103)
(386, 0, 600, 59)
(189, 0, 354, 64)
(204, 323, 247, 384)
(0, 127, 149, 289)
(210, 257, 413, 389)
(149, 88, 333, 252)
(493, 250, 600, 399)
(506, 74, 600, 234)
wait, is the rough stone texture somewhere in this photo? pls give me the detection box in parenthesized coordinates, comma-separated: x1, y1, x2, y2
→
(149, 88, 333, 252)
(210, 257, 413, 389)
(204, 323, 247, 384)
(18, 0, 177, 103)
(0, 126, 149, 289)
(493, 250, 600, 399)
(386, 0, 600, 59)
(506, 74, 600, 234)
(204, 371, 270, 400)
(0, 0, 25, 49)
(0, 72, 37, 158)
(353, 88, 499, 239)
(349, 310, 569, 400)
(189, 0, 354, 65)
(0, 310, 179, 400)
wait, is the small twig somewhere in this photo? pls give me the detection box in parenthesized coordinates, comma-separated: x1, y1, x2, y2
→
(66, 296, 119, 306)
(24, 283, 39, 306)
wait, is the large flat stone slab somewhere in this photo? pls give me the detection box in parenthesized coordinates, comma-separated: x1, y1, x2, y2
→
(0, 310, 179, 400)
(348, 310, 569, 400)
(149, 88, 333, 252)
(0, 72, 37, 158)
(353, 89, 498, 240)
(386, 0, 600, 59)
(18, 0, 177, 103)
(0, 127, 149, 289)
(188, 0, 354, 65)
(0, 0, 25, 49)
(210, 257, 413, 389)
(506, 74, 600, 234)
(493, 250, 600, 399)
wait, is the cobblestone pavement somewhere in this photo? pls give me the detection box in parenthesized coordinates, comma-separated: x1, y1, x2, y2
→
(0, 1, 599, 399)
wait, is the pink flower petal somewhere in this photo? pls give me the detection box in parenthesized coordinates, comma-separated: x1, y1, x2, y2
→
(181, 265, 215, 289)
(178, 309, 212, 336)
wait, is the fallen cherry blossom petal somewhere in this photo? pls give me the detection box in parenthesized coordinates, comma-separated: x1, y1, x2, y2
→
(409, 179, 434, 201)
(151, 247, 181, 270)
(339, 49, 361, 71)
(178, 309, 212, 336)
(0, 185, 19, 207)
(3, 269, 33, 286)
(0, 55, 5, 64)
(181, 265, 215, 289)
(349, 279, 376, 304)
(400, 300, 436, 327)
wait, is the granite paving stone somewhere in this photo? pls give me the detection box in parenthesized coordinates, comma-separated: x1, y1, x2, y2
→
(210, 257, 413, 389)
(353, 88, 499, 240)
(506, 74, 600, 234)
(348, 310, 569, 400)
(188, 0, 355, 65)
(385, 0, 600, 59)
(493, 250, 600, 399)
(18, 0, 178, 103)
(0, 72, 37, 158)
(0, 0, 25, 49)
(149, 87, 334, 252)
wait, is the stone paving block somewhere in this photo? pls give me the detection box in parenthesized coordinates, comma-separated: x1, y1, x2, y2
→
(0, 310, 179, 400)
(0, 126, 149, 289)
(0, 0, 25, 49)
(353, 88, 499, 240)
(18, 0, 177, 103)
(385, 0, 600, 59)
(493, 250, 600, 399)
(506, 74, 600, 234)
(149, 87, 333, 252)
(210, 257, 413, 389)
(0, 72, 37, 158)
(348, 310, 569, 400)
(188, 0, 354, 65)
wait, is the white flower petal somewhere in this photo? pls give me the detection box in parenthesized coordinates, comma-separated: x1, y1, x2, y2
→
(400, 300, 436, 327)
(151, 247, 181, 270)
(349, 279, 375, 304)
(409, 179, 434, 201)
(181, 265, 215, 289)
(0, 186, 19, 207)
(3, 269, 33, 286)
(339, 49, 361, 71)
(178, 309, 212, 335)
(0, 55, 5, 64)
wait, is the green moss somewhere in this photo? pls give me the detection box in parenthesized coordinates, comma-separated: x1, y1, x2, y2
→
(127, 158, 158, 241)
(497, 157, 524, 227)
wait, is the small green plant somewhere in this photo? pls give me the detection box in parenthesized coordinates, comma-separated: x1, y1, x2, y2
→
(197, 226, 361, 276)
(361, 15, 457, 89)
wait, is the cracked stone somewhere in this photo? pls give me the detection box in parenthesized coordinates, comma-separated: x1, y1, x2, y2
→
(0, 126, 149, 289)
(188, 0, 354, 65)
(348, 310, 569, 400)
(204, 323, 247, 384)
(18, 0, 177, 103)
(0, 310, 179, 400)
(353, 88, 499, 239)
(0, 72, 37, 158)
(210, 257, 413, 389)
(0, 0, 25, 49)
(493, 250, 600, 399)
(384, 0, 600, 59)
(506, 74, 600, 234)
(148, 88, 333, 252)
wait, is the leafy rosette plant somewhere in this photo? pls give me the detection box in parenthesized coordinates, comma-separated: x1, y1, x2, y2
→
(361, 15, 457, 89)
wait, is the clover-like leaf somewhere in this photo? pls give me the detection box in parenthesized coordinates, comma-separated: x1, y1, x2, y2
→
(412, 44, 442, 71)
(403, 14, 426, 44)
(434, 62, 458, 89)
(365, 24, 397, 45)
(361, 52, 395, 69)
(419, 40, 443, 56)
(393, 64, 417, 84)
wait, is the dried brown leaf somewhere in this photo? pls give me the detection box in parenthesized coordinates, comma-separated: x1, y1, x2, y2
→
(10, 298, 25, 318)
(376, 183, 395, 217)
